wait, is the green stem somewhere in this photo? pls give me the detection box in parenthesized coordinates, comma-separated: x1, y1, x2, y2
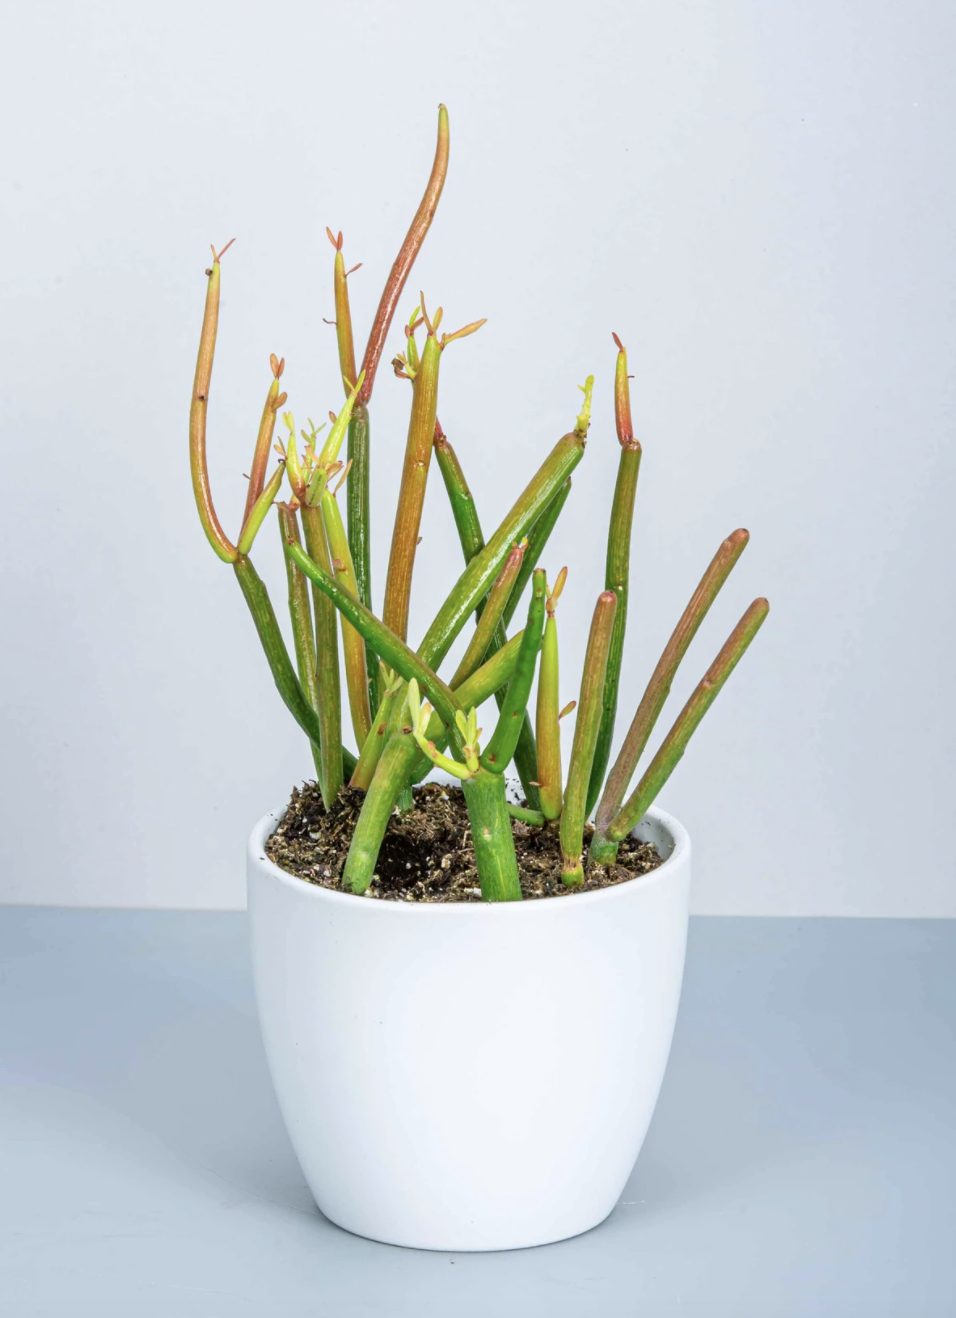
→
(507, 802, 546, 827)
(232, 554, 321, 751)
(278, 506, 321, 780)
(462, 768, 522, 901)
(449, 539, 526, 689)
(455, 629, 526, 710)
(561, 591, 618, 885)
(321, 489, 373, 747)
(345, 403, 377, 706)
(300, 505, 344, 807)
(594, 527, 751, 840)
(433, 431, 542, 806)
(350, 670, 398, 790)
(434, 431, 484, 566)
(502, 477, 573, 629)
(605, 599, 770, 845)
(383, 331, 441, 642)
(509, 715, 541, 812)
(342, 733, 420, 894)
(236, 462, 285, 556)
(481, 570, 546, 774)
(418, 429, 587, 671)
(536, 613, 563, 820)
(284, 539, 461, 730)
(408, 629, 529, 783)
(587, 441, 641, 818)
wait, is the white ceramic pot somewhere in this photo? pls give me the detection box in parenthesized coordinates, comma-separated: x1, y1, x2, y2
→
(247, 805, 691, 1252)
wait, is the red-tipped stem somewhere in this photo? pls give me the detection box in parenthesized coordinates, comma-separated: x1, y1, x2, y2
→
(358, 105, 450, 403)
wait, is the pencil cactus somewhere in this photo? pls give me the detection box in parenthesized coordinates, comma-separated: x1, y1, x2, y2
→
(190, 106, 769, 901)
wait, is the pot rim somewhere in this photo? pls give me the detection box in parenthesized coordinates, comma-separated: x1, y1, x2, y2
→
(248, 801, 690, 916)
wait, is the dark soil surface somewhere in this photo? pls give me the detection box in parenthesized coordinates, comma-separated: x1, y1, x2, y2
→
(265, 781, 664, 903)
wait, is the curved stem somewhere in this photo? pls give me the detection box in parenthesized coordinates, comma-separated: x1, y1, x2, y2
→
(190, 255, 237, 562)
(240, 368, 283, 535)
(434, 431, 484, 565)
(232, 554, 321, 750)
(359, 105, 450, 403)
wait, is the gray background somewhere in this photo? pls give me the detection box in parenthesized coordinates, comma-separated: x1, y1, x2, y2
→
(1, 0, 953, 914)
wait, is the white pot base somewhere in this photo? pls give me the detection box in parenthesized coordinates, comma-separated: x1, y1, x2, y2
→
(248, 805, 691, 1253)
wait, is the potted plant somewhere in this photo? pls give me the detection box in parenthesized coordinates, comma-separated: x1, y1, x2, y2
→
(189, 106, 768, 1251)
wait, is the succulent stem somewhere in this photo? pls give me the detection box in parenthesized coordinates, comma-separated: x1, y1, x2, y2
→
(236, 462, 285, 556)
(299, 505, 344, 806)
(328, 230, 359, 395)
(346, 402, 376, 697)
(284, 538, 461, 731)
(350, 666, 401, 790)
(342, 732, 420, 894)
(560, 590, 618, 885)
(306, 374, 364, 503)
(277, 505, 321, 780)
(408, 628, 530, 783)
(321, 487, 373, 747)
(536, 571, 567, 821)
(434, 431, 483, 568)
(605, 599, 770, 843)
(232, 554, 322, 752)
(449, 540, 526, 689)
(190, 250, 238, 563)
(433, 432, 542, 807)
(586, 335, 642, 817)
(240, 358, 285, 535)
(456, 630, 526, 707)
(507, 802, 546, 827)
(502, 477, 573, 628)
(382, 330, 441, 642)
(462, 768, 523, 901)
(419, 426, 588, 671)
(482, 570, 547, 774)
(358, 105, 450, 403)
(593, 527, 751, 847)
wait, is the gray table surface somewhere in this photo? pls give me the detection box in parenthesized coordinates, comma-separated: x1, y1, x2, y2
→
(1, 910, 953, 1317)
